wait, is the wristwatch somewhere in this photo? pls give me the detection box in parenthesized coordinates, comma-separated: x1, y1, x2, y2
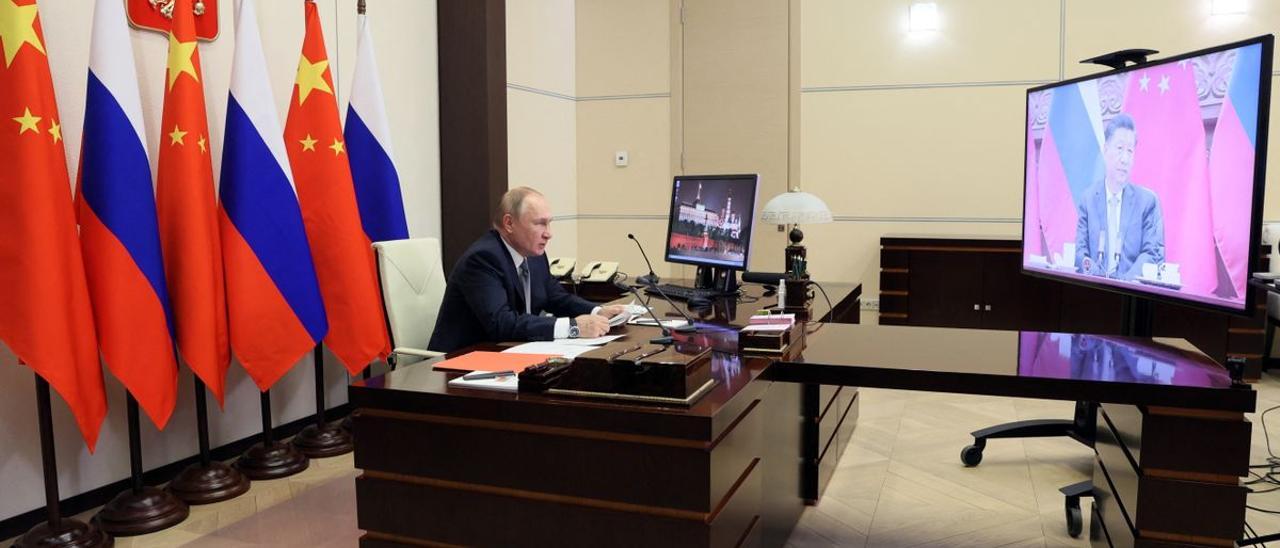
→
(568, 317, 580, 338)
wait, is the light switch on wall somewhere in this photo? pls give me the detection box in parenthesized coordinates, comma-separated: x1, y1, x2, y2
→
(615, 151, 629, 167)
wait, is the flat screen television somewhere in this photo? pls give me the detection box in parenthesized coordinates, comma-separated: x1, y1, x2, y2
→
(664, 174, 760, 270)
(1021, 35, 1273, 315)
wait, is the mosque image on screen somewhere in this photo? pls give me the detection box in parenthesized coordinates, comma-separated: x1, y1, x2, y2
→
(1021, 36, 1272, 314)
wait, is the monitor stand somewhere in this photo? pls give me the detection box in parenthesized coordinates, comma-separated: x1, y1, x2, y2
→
(694, 266, 739, 296)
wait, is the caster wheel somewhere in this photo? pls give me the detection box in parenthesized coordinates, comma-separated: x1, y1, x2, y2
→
(1066, 500, 1083, 538)
(960, 444, 983, 467)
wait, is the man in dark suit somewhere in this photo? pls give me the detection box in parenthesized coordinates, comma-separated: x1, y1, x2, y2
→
(429, 187, 624, 353)
(1074, 113, 1165, 281)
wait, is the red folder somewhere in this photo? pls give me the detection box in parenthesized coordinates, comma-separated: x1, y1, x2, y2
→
(432, 351, 556, 373)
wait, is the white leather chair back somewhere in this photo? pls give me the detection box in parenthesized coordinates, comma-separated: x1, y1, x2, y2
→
(374, 238, 447, 353)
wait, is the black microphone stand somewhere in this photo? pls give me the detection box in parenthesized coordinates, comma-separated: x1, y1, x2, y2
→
(614, 281, 679, 345)
(640, 279, 698, 334)
(627, 233, 660, 286)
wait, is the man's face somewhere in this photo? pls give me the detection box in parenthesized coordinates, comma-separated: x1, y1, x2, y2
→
(1103, 127, 1136, 189)
(502, 194, 552, 257)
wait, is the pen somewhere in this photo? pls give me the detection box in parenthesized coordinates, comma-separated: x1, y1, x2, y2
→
(462, 370, 515, 381)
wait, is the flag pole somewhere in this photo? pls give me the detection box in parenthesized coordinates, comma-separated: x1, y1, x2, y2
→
(168, 371, 251, 504)
(291, 345, 354, 457)
(234, 389, 309, 479)
(13, 373, 111, 548)
(93, 395, 188, 535)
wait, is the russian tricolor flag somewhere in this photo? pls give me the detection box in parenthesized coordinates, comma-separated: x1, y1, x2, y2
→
(219, 0, 328, 391)
(77, 0, 178, 428)
(345, 11, 409, 243)
(1210, 44, 1263, 300)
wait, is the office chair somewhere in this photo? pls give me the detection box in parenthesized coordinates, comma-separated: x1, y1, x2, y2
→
(374, 238, 448, 369)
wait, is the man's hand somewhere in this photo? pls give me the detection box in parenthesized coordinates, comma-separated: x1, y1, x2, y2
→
(597, 305, 627, 318)
(575, 314, 610, 338)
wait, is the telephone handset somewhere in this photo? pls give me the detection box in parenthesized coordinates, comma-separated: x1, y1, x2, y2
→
(549, 257, 576, 279)
(581, 261, 619, 283)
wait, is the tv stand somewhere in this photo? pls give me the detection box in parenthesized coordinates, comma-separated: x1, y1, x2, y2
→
(694, 265, 739, 295)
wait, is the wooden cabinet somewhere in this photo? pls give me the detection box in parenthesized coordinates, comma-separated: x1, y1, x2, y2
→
(879, 234, 1268, 379)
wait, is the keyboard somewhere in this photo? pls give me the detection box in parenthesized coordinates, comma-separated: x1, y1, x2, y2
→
(645, 283, 724, 301)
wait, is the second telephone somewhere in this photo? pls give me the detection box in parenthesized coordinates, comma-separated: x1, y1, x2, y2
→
(580, 261, 619, 283)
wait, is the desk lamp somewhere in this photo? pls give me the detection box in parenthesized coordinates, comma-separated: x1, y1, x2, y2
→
(760, 188, 832, 278)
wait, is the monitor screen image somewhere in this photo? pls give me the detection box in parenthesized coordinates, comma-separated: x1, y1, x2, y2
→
(664, 174, 759, 269)
(1021, 36, 1272, 314)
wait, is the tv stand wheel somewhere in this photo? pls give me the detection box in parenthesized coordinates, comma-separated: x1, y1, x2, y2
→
(1065, 497, 1083, 538)
(960, 444, 983, 467)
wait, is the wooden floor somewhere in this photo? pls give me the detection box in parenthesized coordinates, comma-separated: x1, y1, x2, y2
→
(8, 378, 1280, 547)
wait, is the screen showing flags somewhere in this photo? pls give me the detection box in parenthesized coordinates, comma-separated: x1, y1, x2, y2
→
(1022, 37, 1273, 312)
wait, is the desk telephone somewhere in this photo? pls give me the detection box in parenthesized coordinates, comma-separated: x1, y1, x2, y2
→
(580, 261, 619, 283)
(549, 257, 576, 280)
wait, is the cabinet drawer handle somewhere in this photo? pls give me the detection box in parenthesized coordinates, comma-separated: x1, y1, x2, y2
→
(973, 304, 980, 310)
(985, 305, 992, 311)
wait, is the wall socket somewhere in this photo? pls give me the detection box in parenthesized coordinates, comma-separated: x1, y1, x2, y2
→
(862, 298, 880, 311)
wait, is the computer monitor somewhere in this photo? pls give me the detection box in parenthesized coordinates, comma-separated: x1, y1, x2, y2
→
(664, 174, 759, 271)
(1021, 35, 1272, 315)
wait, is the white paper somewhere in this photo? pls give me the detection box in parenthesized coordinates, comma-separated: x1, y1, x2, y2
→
(447, 374, 519, 392)
(555, 334, 625, 346)
(502, 342, 598, 358)
(741, 324, 789, 332)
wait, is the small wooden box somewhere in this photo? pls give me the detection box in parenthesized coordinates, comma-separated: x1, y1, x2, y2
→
(739, 322, 803, 354)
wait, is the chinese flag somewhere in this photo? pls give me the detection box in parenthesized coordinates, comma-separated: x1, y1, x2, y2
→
(0, 0, 107, 449)
(156, 0, 230, 402)
(284, 0, 389, 374)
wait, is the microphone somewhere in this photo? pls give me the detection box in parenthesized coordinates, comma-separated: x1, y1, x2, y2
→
(628, 233, 660, 286)
(637, 280, 699, 334)
(613, 280, 676, 345)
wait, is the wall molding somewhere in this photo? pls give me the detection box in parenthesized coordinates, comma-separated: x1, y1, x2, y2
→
(507, 82, 670, 102)
(801, 79, 1055, 94)
(559, 213, 1022, 224)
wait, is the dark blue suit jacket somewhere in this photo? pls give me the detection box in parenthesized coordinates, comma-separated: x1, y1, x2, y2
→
(428, 230, 597, 353)
(1073, 182, 1165, 281)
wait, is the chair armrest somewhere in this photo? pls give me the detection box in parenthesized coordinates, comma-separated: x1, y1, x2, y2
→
(393, 347, 446, 359)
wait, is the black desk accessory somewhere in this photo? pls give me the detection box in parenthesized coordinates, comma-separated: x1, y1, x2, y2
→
(627, 233, 660, 286)
(1079, 48, 1158, 69)
(517, 358, 571, 393)
(613, 280, 690, 344)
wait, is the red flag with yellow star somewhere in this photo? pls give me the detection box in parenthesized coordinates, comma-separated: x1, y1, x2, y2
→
(155, 0, 230, 402)
(0, 0, 108, 449)
(284, 0, 389, 374)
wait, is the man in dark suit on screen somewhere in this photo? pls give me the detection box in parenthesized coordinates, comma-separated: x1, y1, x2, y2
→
(429, 187, 625, 353)
(1074, 113, 1165, 281)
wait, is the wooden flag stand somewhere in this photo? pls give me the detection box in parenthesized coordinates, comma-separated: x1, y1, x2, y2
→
(13, 375, 111, 548)
(168, 378, 251, 504)
(291, 346, 353, 457)
(234, 390, 308, 479)
(92, 395, 189, 535)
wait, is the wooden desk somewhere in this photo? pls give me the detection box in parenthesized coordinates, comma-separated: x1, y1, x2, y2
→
(770, 324, 1256, 548)
(350, 282, 860, 548)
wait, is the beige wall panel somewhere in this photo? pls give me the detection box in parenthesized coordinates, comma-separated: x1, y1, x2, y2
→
(681, 0, 792, 272)
(577, 219, 698, 280)
(801, 86, 1028, 220)
(577, 99, 672, 215)
(508, 90, 578, 216)
(801, 0, 1059, 88)
(575, 0, 670, 97)
(803, 221, 1019, 301)
(1064, 0, 1280, 79)
(507, 0, 576, 94)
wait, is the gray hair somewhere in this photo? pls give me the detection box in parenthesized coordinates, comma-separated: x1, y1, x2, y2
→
(492, 186, 544, 229)
(1104, 113, 1137, 143)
